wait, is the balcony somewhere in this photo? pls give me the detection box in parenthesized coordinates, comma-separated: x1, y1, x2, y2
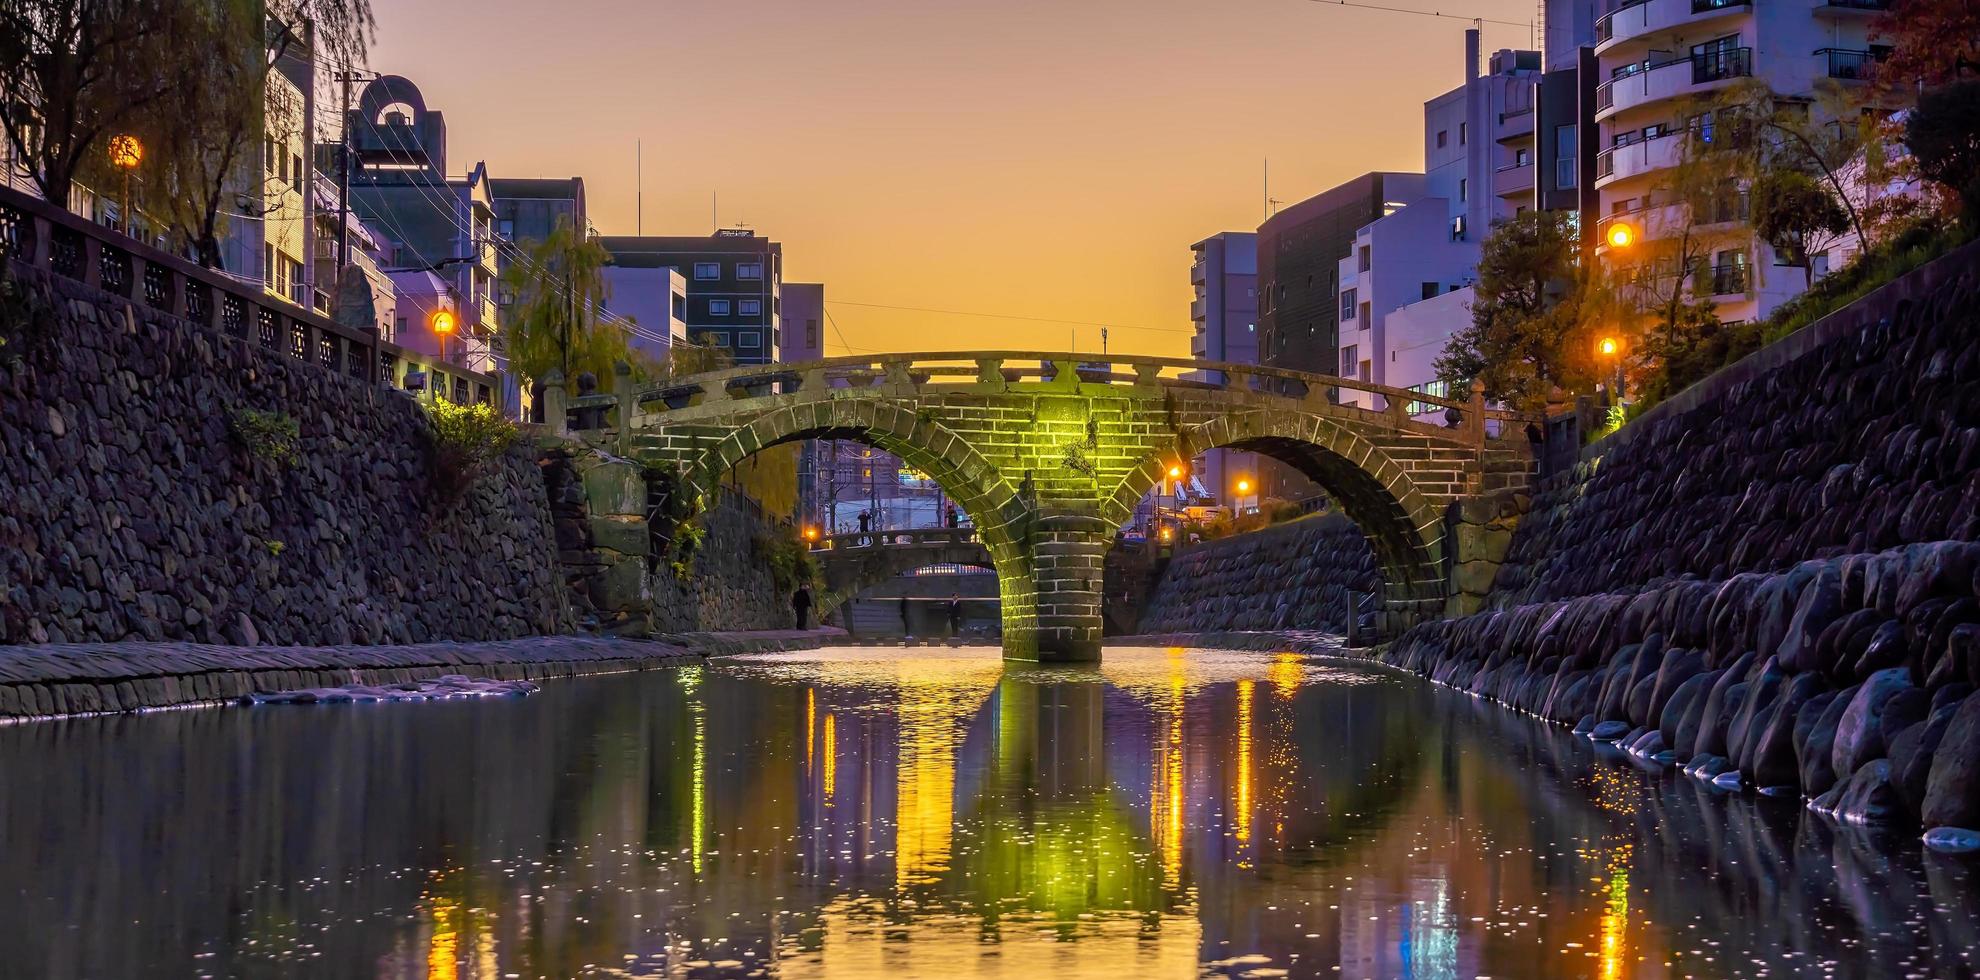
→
(1819, 48, 1881, 82)
(1594, 131, 1684, 188)
(1596, 0, 1751, 55)
(1190, 296, 1207, 321)
(1814, 0, 1887, 14)
(1595, 48, 1751, 121)
(1494, 160, 1535, 199)
(1707, 263, 1747, 296)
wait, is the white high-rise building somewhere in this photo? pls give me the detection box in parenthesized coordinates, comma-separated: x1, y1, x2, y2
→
(1588, 0, 1888, 323)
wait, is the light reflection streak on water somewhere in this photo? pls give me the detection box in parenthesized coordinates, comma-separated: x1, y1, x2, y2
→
(1234, 679, 1254, 859)
(682, 666, 707, 876)
(1153, 649, 1187, 892)
(424, 894, 457, 980)
(821, 712, 836, 808)
(1602, 848, 1632, 980)
(805, 686, 815, 774)
(894, 674, 961, 888)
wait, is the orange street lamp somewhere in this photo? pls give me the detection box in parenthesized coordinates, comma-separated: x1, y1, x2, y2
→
(1167, 464, 1183, 479)
(1598, 335, 1625, 402)
(1235, 478, 1251, 495)
(803, 525, 820, 542)
(108, 134, 142, 236)
(1605, 221, 1636, 250)
(1160, 526, 1174, 542)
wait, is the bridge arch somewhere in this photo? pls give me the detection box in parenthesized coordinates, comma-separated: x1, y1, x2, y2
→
(664, 401, 1042, 622)
(810, 530, 996, 618)
(1105, 409, 1449, 627)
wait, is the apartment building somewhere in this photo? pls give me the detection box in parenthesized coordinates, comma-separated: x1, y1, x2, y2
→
(1185, 232, 1260, 506)
(1589, 0, 1888, 322)
(1336, 33, 1544, 417)
(599, 231, 783, 366)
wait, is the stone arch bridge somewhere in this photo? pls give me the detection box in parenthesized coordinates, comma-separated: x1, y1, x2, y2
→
(808, 528, 994, 620)
(563, 352, 1539, 661)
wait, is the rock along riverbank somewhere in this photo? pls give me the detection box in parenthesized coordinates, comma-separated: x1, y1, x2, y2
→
(0, 630, 845, 722)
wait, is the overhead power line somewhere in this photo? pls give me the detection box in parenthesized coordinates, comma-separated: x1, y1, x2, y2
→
(827, 300, 1195, 334)
(1298, 0, 1530, 29)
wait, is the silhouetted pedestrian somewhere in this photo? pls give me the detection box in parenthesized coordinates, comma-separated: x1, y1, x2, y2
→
(946, 593, 963, 637)
(899, 596, 912, 637)
(793, 585, 813, 631)
(946, 506, 959, 528)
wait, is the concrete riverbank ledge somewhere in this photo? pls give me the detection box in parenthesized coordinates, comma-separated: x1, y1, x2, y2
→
(0, 629, 846, 721)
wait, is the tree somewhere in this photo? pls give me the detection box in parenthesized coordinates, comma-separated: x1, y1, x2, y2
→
(1870, 0, 1980, 99)
(1751, 169, 1850, 287)
(1907, 80, 1980, 227)
(1434, 210, 1606, 411)
(0, 0, 373, 256)
(498, 216, 632, 389)
(0, 0, 188, 203)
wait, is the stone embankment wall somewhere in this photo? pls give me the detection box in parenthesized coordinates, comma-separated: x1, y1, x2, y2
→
(1137, 513, 1380, 634)
(1387, 242, 1980, 839)
(0, 268, 567, 646)
(544, 447, 797, 635)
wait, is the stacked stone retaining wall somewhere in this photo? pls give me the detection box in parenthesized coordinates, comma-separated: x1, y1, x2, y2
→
(1385, 241, 1980, 840)
(1137, 513, 1380, 634)
(0, 267, 567, 647)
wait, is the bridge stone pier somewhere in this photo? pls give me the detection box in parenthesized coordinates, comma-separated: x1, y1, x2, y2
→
(570, 352, 1539, 662)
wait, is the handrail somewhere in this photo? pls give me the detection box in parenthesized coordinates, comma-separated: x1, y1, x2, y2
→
(813, 527, 985, 552)
(0, 183, 500, 406)
(631, 349, 1545, 425)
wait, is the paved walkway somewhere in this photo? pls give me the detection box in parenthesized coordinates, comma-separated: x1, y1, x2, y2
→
(0, 629, 847, 721)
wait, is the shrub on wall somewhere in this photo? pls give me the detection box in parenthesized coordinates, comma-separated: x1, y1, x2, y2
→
(757, 528, 821, 594)
(227, 407, 301, 467)
(426, 400, 519, 505)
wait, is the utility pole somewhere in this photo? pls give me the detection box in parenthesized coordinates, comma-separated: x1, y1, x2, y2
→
(335, 70, 358, 272)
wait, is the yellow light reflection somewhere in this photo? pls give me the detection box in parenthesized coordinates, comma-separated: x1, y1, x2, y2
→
(426, 897, 458, 980)
(1234, 679, 1254, 854)
(1600, 847, 1631, 980)
(806, 686, 816, 773)
(682, 667, 707, 875)
(822, 712, 837, 808)
(895, 679, 962, 888)
(1152, 650, 1187, 892)
(1267, 651, 1301, 699)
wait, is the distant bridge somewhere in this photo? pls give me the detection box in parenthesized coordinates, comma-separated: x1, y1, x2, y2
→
(562, 351, 1539, 662)
(809, 528, 993, 618)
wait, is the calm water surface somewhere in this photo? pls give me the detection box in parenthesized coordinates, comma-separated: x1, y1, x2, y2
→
(2, 646, 1977, 979)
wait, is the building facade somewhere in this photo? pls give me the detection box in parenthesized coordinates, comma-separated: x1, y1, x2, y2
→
(1588, 0, 1886, 323)
(344, 75, 501, 376)
(1256, 172, 1423, 377)
(1186, 232, 1260, 506)
(599, 232, 783, 366)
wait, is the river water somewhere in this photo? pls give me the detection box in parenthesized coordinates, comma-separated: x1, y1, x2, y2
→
(1, 645, 1976, 979)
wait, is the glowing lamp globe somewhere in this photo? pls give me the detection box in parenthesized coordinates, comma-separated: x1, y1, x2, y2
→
(107, 135, 142, 170)
(430, 309, 457, 336)
(1606, 223, 1635, 250)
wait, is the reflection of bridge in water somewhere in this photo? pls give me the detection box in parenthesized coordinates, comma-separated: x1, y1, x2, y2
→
(562, 350, 1541, 661)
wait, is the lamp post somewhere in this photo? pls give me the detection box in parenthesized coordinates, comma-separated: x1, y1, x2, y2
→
(1598, 335, 1624, 404)
(1235, 476, 1254, 517)
(107, 135, 142, 236)
(430, 308, 457, 392)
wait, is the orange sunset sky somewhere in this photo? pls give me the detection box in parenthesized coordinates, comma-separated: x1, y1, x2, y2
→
(368, 0, 1536, 357)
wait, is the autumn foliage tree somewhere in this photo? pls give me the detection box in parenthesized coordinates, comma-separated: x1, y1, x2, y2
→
(1434, 211, 1608, 411)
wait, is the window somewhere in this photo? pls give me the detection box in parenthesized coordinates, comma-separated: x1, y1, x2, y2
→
(498, 219, 514, 240)
(1340, 288, 1357, 322)
(1515, 147, 1532, 166)
(291, 154, 303, 192)
(1436, 130, 1448, 148)
(1421, 282, 1440, 300)
(1555, 125, 1577, 189)
(709, 299, 732, 316)
(672, 293, 686, 319)
(264, 243, 276, 284)
(693, 262, 720, 280)
(1357, 245, 1371, 272)
(707, 331, 731, 346)
(1451, 215, 1467, 241)
(1643, 123, 1666, 140)
(805, 318, 819, 346)
(736, 261, 763, 279)
(737, 331, 761, 348)
(1339, 345, 1358, 377)
(1459, 122, 1467, 145)
(738, 298, 761, 316)
(1458, 177, 1467, 202)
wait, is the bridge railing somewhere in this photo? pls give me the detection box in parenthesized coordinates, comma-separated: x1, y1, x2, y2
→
(813, 526, 982, 552)
(0, 184, 500, 408)
(630, 351, 1543, 442)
